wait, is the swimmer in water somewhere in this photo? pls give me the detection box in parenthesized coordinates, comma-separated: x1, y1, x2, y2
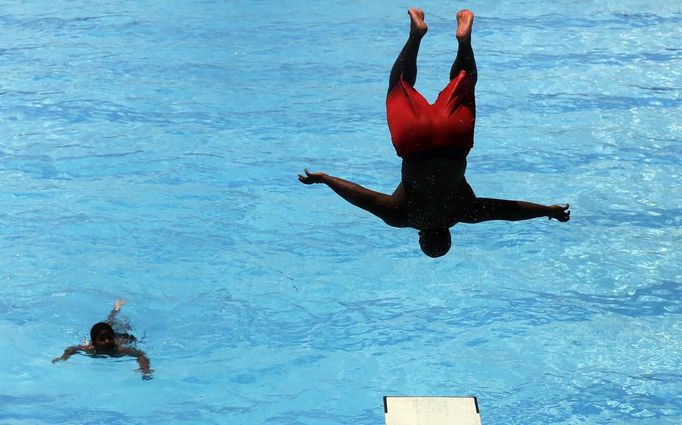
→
(299, 8, 570, 257)
(52, 299, 152, 380)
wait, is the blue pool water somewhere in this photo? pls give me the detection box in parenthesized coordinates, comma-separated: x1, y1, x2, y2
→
(1, 1, 680, 424)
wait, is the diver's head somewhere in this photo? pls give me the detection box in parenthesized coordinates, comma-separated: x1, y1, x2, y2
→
(90, 322, 116, 353)
(418, 228, 451, 258)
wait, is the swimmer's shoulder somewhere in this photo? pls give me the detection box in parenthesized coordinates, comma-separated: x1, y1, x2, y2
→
(117, 346, 148, 360)
(64, 344, 92, 355)
(80, 344, 95, 354)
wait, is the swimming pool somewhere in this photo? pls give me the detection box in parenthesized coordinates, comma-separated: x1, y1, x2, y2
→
(1, 0, 680, 423)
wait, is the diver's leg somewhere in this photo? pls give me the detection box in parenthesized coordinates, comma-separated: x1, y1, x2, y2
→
(388, 8, 428, 95)
(450, 10, 477, 84)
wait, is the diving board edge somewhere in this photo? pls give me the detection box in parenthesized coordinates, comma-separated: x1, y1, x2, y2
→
(384, 396, 482, 425)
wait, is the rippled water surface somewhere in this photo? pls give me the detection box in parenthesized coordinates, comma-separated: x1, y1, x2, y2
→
(1, 1, 680, 424)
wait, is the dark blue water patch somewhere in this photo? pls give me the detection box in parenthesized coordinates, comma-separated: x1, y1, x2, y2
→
(0, 89, 66, 99)
(0, 405, 131, 425)
(482, 92, 681, 116)
(519, 280, 682, 319)
(230, 373, 256, 384)
(181, 376, 209, 385)
(471, 140, 680, 177)
(566, 380, 680, 421)
(55, 150, 145, 161)
(230, 106, 383, 136)
(485, 11, 682, 31)
(0, 43, 52, 60)
(0, 156, 67, 180)
(464, 337, 489, 347)
(0, 393, 52, 406)
(267, 409, 371, 425)
(611, 11, 682, 27)
(5, 99, 243, 128)
(3, 205, 244, 265)
(471, 151, 576, 175)
(635, 371, 682, 384)
(498, 379, 679, 425)
(0, 13, 116, 31)
(593, 50, 682, 65)
(0, 299, 11, 316)
(487, 48, 682, 73)
(278, 60, 381, 85)
(632, 84, 682, 92)
(639, 51, 682, 62)
(592, 207, 682, 229)
(566, 281, 682, 317)
(0, 152, 152, 180)
(213, 292, 602, 352)
(192, 295, 424, 350)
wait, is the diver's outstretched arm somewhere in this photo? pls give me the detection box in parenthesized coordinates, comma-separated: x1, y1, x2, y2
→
(460, 199, 570, 223)
(298, 169, 404, 227)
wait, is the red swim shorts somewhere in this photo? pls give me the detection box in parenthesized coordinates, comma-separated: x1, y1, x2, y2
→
(386, 70, 475, 158)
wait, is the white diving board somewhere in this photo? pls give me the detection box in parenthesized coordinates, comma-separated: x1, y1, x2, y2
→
(384, 396, 482, 425)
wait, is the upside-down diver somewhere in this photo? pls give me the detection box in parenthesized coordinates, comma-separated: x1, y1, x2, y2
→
(299, 8, 570, 257)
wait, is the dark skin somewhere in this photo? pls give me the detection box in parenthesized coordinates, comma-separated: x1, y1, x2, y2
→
(299, 9, 569, 243)
(52, 299, 153, 380)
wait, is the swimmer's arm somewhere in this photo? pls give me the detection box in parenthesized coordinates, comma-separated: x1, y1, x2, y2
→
(460, 199, 570, 223)
(120, 347, 153, 379)
(52, 345, 83, 363)
(298, 169, 404, 226)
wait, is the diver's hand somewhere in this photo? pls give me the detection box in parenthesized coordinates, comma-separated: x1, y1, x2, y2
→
(548, 204, 570, 222)
(298, 169, 327, 185)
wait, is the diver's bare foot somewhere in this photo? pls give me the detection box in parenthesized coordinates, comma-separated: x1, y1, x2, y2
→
(408, 8, 427, 37)
(456, 10, 474, 42)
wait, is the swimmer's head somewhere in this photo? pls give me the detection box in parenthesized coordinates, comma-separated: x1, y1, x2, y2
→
(418, 228, 451, 258)
(90, 322, 116, 353)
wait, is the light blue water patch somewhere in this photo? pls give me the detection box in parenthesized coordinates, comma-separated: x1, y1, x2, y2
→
(1, 1, 680, 424)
